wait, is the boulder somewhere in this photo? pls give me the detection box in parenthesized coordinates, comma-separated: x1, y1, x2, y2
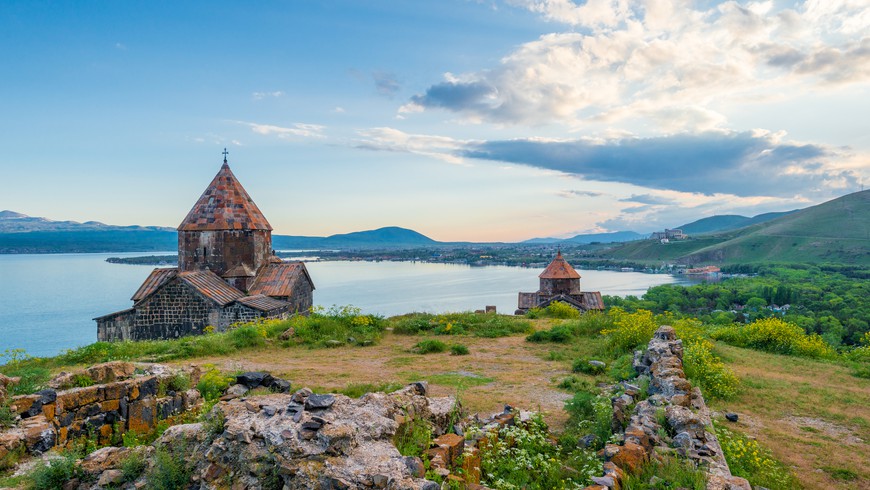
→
(80, 446, 131, 473)
(97, 469, 124, 486)
(86, 361, 135, 384)
(236, 372, 273, 389)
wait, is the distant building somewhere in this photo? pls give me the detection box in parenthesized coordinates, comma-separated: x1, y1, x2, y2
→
(650, 229, 686, 240)
(515, 251, 604, 314)
(95, 154, 314, 342)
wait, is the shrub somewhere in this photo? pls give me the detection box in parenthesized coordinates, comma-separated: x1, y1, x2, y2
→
(715, 422, 799, 489)
(282, 305, 385, 347)
(413, 339, 447, 354)
(621, 456, 707, 489)
(544, 301, 581, 319)
(30, 453, 83, 490)
(526, 324, 573, 343)
(673, 318, 738, 399)
(120, 451, 147, 483)
(392, 312, 532, 338)
(565, 393, 612, 447)
(711, 318, 836, 358)
(571, 358, 606, 376)
(394, 416, 432, 457)
(608, 353, 636, 381)
(478, 414, 598, 489)
(449, 344, 470, 355)
(0, 405, 15, 428)
(602, 308, 659, 354)
(196, 365, 233, 402)
(338, 382, 404, 398)
(145, 444, 193, 490)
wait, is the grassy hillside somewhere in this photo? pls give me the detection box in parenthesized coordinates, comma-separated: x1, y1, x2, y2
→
(600, 190, 870, 265)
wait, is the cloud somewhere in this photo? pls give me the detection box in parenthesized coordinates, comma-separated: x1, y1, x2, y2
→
(373, 71, 401, 97)
(241, 122, 325, 139)
(252, 91, 284, 100)
(403, 1, 870, 128)
(462, 131, 859, 197)
(619, 194, 674, 205)
(557, 190, 604, 198)
(354, 127, 467, 164)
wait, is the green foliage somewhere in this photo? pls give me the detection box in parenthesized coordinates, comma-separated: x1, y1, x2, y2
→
(337, 382, 405, 398)
(30, 453, 84, 490)
(478, 414, 600, 489)
(120, 451, 147, 483)
(526, 301, 580, 319)
(282, 305, 385, 347)
(413, 339, 448, 354)
(715, 421, 799, 489)
(144, 443, 193, 490)
(712, 318, 836, 359)
(526, 324, 573, 343)
(673, 319, 739, 399)
(0, 349, 50, 396)
(201, 406, 226, 442)
(195, 365, 233, 402)
(449, 344, 470, 355)
(393, 416, 432, 458)
(565, 392, 612, 448)
(621, 457, 707, 489)
(0, 405, 15, 429)
(70, 373, 95, 388)
(391, 312, 532, 338)
(608, 353, 636, 381)
(0, 442, 23, 471)
(571, 358, 605, 376)
(602, 308, 659, 354)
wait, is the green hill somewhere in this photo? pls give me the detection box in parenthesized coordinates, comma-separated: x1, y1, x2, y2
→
(602, 190, 870, 265)
(677, 210, 795, 235)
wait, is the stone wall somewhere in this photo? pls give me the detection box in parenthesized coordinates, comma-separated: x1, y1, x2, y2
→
(586, 326, 750, 490)
(178, 229, 271, 277)
(0, 363, 200, 461)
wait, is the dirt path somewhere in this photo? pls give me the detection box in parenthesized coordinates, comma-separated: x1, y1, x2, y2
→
(179, 332, 575, 428)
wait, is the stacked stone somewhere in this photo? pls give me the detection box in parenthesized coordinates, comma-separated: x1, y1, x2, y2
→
(0, 362, 201, 461)
(585, 326, 751, 490)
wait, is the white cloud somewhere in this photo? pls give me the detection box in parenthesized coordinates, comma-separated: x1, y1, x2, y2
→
(252, 91, 284, 100)
(404, 0, 870, 130)
(241, 121, 326, 139)
(354, 127, 469, 164)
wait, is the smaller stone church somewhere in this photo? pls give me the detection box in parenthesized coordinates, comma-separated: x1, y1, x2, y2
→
(515, 251, 604, 314)
(96, 154, 314, 342)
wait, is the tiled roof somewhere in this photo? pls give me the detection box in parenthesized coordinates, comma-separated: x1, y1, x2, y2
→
(178, 162, 273, 231)
(236, 294, 290, 312)
(248, 262, 314, 297)
(179, 270, 246, 305)
(579, 291, 605, 310)
(132, 268, 178, 303)
(222, 264, 256, 278)
(539, 251, 581, 279)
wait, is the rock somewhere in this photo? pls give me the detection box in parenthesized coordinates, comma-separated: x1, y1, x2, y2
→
(279, 327, 295, 340)
(591, 475, 615, 487)
(292, 387, 313, 403)
(263, 405, 277, 416)
(589, 360, 606, 368)
(725, 412, 739, 422)
(86, 361, 135, 383)
(305, 394, 335, 410)
(236, 372, 271, 389)
(269, 378, 292, 393)
(432, 433, 464, 465)
(409, 381, 428, 396)
(225, 384, 249, 397)
(403, 456, 425, 478)
(80, 446, 131, 473)
(36, 389, 57, 405)
(673, 431, 692, 449)
(609, 441, 647, 474)
(97, 469, 124, 486)
(20, 415, 55, 453)
(579, 434, 599, 448)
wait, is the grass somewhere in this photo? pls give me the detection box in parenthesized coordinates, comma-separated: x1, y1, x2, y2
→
(393, 416, 432, 458)
(621, 457, 707, 490)
(336, 381, 405, 398)
(391, 311, 533, 338)
(413, 339, 447, 354)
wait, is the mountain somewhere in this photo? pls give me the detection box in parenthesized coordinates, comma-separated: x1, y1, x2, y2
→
(0, 210, 174, 233)
(522, 231, 644, 244)
(272, 227, 438, 250)
(601, 190, 870, 265)
(676, 210, 796, 235)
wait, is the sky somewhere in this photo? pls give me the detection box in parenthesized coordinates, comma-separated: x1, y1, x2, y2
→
(1, 0, 868, 242)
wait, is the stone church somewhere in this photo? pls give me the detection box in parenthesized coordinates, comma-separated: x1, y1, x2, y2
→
(515, 251, 604, 314)
(96, 155, 314, 341)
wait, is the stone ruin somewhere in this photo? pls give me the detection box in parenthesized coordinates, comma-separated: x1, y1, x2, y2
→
(0, 361, 201, 464)
(583, 326, 751, 490)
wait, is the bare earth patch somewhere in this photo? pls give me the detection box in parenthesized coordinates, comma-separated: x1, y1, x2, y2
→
(182, 332, 575, 428)
(710, 343, 870, 490)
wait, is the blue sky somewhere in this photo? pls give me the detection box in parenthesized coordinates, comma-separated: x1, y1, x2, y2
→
(1, 0, 867, 241)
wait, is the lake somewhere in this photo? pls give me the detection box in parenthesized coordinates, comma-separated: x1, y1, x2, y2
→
(0, 253, 700, 358)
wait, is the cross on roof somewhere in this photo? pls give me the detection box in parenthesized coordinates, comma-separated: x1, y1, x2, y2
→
(222, 148, 229, 163)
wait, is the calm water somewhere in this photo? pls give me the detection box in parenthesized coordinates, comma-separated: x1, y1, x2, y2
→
(0, 253, 698, 358)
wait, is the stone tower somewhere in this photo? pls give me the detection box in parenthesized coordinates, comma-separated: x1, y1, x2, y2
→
(538, 251, 582, 295)
(177, 157, 273, 291)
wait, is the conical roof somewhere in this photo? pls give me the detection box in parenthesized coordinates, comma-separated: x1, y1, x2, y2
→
(539, 251, 581, 279)
(178, 161, 272, 231)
